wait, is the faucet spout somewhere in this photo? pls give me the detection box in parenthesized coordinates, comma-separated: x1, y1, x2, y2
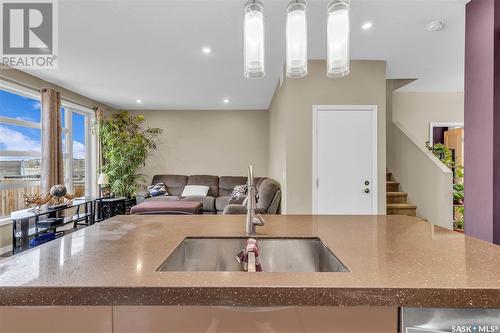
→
(246, 165, 265, 235)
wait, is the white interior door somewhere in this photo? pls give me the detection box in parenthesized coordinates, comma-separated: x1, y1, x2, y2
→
(313, 106, 377, 214)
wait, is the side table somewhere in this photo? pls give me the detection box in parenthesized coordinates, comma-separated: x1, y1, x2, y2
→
(124, 197, 137, 214)
(96, 197, 126, 222)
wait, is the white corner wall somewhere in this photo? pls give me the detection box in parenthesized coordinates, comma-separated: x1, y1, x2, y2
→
(391, 122, 454, 229)
(392, 92, 464, 146)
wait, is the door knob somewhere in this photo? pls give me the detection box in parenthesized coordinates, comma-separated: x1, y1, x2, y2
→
(363, 188, 370, 194)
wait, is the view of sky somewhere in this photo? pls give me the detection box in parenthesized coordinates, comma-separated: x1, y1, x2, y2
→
(0, 89, 86, 159)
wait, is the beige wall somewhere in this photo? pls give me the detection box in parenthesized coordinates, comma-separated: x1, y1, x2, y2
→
(128, 110, 269, 183)
(269, 60, 387, 214)
(267, 80, 288, 213)
(392, 92, 464, 147)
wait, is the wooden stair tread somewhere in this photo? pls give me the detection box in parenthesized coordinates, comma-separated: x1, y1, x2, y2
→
(387, 192, 407, 197)
(387, 203, 417, 209)
(386, 170, 417, 217)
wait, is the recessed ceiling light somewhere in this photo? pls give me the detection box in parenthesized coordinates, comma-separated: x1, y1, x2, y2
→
(361, 21, 373, 30)
(202, 47, 212, 54)
(136, 99, 142, 104)
(427, 20, 445, 32)
(223, 98, 230, 104)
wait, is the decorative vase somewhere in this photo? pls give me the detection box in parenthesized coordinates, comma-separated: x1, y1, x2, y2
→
(49, 185, 67, 198)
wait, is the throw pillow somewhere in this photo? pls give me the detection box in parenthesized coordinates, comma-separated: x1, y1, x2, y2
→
(147, 183, 168, 197)
(231, 185, 248, 199)
(181, 185, 210, 197)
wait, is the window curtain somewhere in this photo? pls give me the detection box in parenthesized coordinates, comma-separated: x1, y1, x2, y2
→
(94, 107, 104, 170)
(40, 88, 63, 194)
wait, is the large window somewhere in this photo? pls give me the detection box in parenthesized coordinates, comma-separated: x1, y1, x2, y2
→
(0, 83, 95, 219)
(0, 87, 42, 219)
(61, 106, 92, 196)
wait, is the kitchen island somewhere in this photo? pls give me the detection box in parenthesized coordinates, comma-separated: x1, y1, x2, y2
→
(1, 215, 499, 332)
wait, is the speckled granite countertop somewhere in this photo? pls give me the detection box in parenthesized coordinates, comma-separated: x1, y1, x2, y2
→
(1, 215, 499, 307)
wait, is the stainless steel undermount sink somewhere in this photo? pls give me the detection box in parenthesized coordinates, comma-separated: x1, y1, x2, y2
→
(157, 237, 349, 272)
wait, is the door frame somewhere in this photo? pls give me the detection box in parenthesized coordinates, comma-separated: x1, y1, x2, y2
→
(428, 121, 464, 146)
(312, 105, 378, 214)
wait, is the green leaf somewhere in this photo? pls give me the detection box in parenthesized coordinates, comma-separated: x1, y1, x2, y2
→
(99, 111, 162, 198)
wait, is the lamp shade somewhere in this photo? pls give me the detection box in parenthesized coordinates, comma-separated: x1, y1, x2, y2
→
(244, 0, 265, 79)
(286, 0, 308, 78)
(327, 0, 350, 78)
(97, 173, 109, 185)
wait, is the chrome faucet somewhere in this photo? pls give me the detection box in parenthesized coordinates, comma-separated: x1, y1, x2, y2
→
(246, 165, 265, 235)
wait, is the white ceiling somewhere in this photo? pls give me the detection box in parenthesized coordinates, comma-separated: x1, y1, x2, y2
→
(24, 0, 467, 110)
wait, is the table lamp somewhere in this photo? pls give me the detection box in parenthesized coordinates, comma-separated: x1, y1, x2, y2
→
(98, 173, 110, 198)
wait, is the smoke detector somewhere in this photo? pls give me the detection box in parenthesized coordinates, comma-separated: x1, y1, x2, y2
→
(426, 20, 446, 32)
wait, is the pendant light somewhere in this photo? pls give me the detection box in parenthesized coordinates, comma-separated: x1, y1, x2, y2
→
(327, 0, 350, 78)
(286, 0, 308, 78)
(244, 0, 265, 79)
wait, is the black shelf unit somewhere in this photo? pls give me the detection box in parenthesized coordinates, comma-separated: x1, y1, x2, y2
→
(95, 197, 135, 222)
(11, 198, 96, 254)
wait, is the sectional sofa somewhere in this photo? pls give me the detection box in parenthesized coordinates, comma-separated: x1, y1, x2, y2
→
(136, 174, 281, 214)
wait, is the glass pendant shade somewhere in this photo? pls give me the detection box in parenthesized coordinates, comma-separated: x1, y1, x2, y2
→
(327, 0, 350, 78)
(286, 0, 308, 78)
(244, 0, 265, 79)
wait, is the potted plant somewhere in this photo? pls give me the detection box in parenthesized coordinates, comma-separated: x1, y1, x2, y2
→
(428, 142, 465, 229)
(454, 206, 464, 233)
(98, 112, 162, 198)
(453, 183, 464, 205)
(429, 143, 454, 169)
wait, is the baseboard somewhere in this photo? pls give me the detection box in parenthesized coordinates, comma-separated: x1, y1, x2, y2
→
(0, 244, 12, 256)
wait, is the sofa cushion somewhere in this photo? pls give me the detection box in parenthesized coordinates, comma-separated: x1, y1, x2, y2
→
(136, 190, 150, 199)
(147, 183, 168, 197)
(131, 201, 203, 215)
(181, 185, 210, 197)
(254, 177, 264, 188)
(257, 178, 281, 211)
(216, 196, 247, 212)
(229, 196, 246, 205)
(223, 205, 266, 215)
(145, 195, 181, 202)
(231, 185, 248, 199)
(151, 175, 187, 196)
(219, 176, 247, 196)
(181, 196, 215, 212)
(188, 175, 219, 197)
(215, 196, 231, 212)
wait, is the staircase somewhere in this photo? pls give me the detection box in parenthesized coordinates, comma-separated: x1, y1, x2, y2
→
(386, 171, 417, 217)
